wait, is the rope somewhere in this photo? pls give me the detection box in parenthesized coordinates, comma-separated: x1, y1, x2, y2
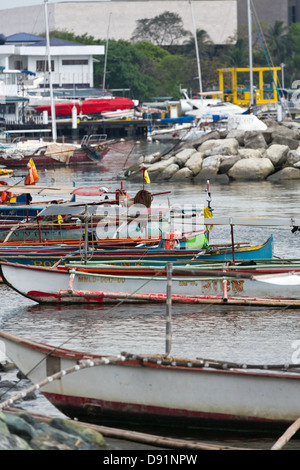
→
(0, 354, 127, 411)
(2, 347, 300, 411)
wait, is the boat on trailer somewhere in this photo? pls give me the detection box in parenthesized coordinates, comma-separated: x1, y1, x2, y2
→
(1, 330, 300, 435)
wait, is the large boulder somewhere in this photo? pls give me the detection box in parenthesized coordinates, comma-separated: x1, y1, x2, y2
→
(226, 129, 246, 145)
(174, 148, 198, 167)
(286, 149, 300, 167)
(192, 130, 221, 149)
(219, 155, 241, 174)
(244, 131, 267, 149)
(170, 167, 193, 181)
(159, 163, 180, 180)
(272, 134, 300, 149)
(228, 157, 274, 180)
(238, 148, 263, 159)
(194, 155, 222, 181)
(185, 151, 203, 175)
(202, 155, 222, 172)
(267, 167, 300, 181)
(203, 138, 239, 158)
(264, 144, 289, 168)
(146, 156, 176, 173)
(197, 139, 222, 153)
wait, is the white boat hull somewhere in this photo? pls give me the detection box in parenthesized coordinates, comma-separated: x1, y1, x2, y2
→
(1, 261, 300, 305)
(1, 330, 300, 433)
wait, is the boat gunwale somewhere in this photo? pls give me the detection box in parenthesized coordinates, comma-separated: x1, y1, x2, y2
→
(1, 330, 300, 382)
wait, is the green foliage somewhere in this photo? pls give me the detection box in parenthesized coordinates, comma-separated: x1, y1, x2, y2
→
(131, 11, 189, 46)
(52, 15, 300, 101)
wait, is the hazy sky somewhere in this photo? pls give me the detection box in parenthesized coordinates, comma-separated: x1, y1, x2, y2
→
(0, 0, 107, 10)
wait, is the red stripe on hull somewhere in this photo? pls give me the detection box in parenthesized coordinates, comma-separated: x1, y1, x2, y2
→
(43, 391, 290, 434)
(27, 290, 105, 303)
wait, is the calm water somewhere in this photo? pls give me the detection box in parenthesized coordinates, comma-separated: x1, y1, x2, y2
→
(1, 139, 300, 450)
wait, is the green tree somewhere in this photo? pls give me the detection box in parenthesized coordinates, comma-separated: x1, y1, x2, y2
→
(183, 28, 213, 58)
(286, 23, 300, 85)
(221, 37, 249, 67)
(264, 20, 288, 66)
(131, 11, 189, 46)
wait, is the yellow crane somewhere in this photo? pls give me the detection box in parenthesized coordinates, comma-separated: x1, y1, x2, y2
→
(217, 66, 281, 107)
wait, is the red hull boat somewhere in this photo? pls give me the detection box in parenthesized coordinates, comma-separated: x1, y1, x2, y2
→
(34, 98, 135, 117)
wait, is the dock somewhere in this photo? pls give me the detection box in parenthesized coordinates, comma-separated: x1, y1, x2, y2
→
(3, 117, 158, 140)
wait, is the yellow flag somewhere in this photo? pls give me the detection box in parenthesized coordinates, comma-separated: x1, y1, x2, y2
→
(144, 169, 151, 184)
(204, 206, 213, 231)
(29, 158, 36, 170)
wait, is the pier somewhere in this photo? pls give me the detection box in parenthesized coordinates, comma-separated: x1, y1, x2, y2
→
(3, 117, 156, 140)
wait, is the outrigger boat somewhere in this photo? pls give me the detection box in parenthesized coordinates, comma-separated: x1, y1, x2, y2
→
(1, 255, 300, 306)
(0, 235, 273, 265)
(1, 330, 300, 436)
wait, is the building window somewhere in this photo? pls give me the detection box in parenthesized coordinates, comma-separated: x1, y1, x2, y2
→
(14, 60, 23, 70)
(0, 103, 16, 114)
(62, 59, 88, 65)
(36, 60, 55, 72)
(288, 5, 297, 24)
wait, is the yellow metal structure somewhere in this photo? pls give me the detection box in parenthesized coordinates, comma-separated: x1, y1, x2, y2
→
(217, 67, 281, 107)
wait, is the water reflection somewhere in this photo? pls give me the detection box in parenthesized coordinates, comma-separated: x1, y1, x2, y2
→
(1, 283, 300, 366)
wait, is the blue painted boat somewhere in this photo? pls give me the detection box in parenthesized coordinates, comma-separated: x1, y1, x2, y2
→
(0, 235, 273, 267)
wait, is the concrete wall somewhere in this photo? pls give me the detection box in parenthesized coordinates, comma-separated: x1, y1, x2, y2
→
(0, 1, 238, 45)
(237, 0, 300, 29)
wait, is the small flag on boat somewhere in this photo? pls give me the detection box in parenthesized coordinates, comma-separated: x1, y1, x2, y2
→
(204, 206, 213, 231)
(28, 158, 39, 183)
(143, 169, 151, 184)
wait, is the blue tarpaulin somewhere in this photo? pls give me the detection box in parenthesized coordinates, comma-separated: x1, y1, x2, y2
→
(160, 116, 195, 124)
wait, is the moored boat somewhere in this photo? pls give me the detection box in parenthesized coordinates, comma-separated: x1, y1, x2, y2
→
(1, 254, 300, 306)
(33, 97, 135, 118)
(0, 235, 273, 264)
(1, 330, 300, 435)
(0, 135, 111, 167)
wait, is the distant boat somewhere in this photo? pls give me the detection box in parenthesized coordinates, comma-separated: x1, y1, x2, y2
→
(34, 97, 135, 118)
(1, 329, 300, 435)
(101, 109, 135, 120)
(149, 117, 208, 143)
(0, 135, 111, 167)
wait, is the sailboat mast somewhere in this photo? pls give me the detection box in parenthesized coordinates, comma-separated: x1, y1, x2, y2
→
(44, 0, 57, 142)
(189, 0, 203, 97)
(247, 0, 254, 107)
(102, 12, 111, 90)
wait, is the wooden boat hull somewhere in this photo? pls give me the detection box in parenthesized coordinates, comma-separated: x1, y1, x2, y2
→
(1, 259, 300, 306)
(0, 147, 109, 167)
(1, 330, 300, 434)
(0, 235, 273, 265)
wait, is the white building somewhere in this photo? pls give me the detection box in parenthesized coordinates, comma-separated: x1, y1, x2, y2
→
(0, 32, 104, 123)
(0, 68, 29, 123)
(0, 33, 104, 89)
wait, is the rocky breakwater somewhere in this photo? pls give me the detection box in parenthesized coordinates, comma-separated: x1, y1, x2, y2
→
(126, 120, 300, 183)
(0, 411, 111, 450)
